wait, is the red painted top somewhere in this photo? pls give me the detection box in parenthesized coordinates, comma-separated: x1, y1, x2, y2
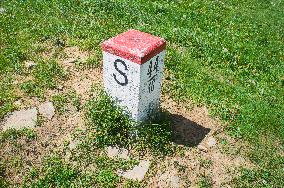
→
(102, 29, 166, 65)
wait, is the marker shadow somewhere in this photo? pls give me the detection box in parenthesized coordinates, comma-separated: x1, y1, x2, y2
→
(170, 114, 210, 147)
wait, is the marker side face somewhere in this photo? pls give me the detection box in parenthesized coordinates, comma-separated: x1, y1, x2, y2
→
(137, 50, 166, 121)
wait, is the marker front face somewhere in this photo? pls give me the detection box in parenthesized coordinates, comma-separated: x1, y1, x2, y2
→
(102, 30, 166, 122)
(103, 52, 141, 119)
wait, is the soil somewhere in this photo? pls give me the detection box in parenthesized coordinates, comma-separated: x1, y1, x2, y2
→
(0, 46, 253, 187)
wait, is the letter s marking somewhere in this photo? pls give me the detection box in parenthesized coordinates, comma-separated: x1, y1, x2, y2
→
(112, 59, 128, 86)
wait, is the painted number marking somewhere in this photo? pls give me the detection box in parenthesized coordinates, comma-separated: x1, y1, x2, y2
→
(113, 59, 128, 86)
(147, 56, 159, 93)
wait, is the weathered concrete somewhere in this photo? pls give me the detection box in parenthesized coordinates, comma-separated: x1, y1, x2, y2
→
(102, 30, 166, 122)
(2, 108, 37, 131)
(117, 160, 150, 181)
(106, 146, 129, 160)
(38, 102, 55, 120)
(159, 171, 180, 188)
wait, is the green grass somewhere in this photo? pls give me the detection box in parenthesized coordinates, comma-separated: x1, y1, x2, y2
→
(198, 175, 212, 188)
(21, 59, 67, 98)
(21, 154, 141, 188)
(0, 0, 283, 186)
(0, 128, 36, 144)
(22, 155, 94, 188)
(0, 129, 37, 187)
(51, 90, 81, 114)
(85, 87, 173, 155)
(0, 75, 16, 119)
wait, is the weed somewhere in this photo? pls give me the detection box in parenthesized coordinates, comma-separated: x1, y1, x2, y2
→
(0, 128, 36, 144)
(54, 149, 139, 187)
(89, 155, 139, 187)
(173, 160, 187, 173)
(0, 129, 37, 187)
(0, 162, 9, 188)
(85, 89, 134, 148)
(233, 137, 284, 187)
(95, 170, 119, 188)
(51, 93, 68, 114)
(20, 80, 43, 98)
(76, 54, 101, 70)
(0, 177, 9, 188)
(52, 90, 81, 114)
(69, 91, 81, 111)
(198, 175, 212, 188)
(94, 155, 138, 172)
(22, 155, 94, 188)
(123, 180, 142, 188)
(21, 59, 66, 98)
(0, 75, 16, 119)
(200, 159, 213, 169)
(0, 0, 283, 186)
(85, 89, 173, 155)
(135, 116, 173, 155)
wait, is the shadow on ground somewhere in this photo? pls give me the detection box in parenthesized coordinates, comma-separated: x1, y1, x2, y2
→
(170, 114, 210, 147)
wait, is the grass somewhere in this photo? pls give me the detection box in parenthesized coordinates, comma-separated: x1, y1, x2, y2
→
(0, 128, 36, 144)
(21, 59, 67, 98)
(0, 165, 10, 188)
(52, 90, 81, 114)
(198, 175, 212, 188)
(85, 87, 173, 155)
(22, 155, 94, 188)
(0, 120, 141, 187)
(0, 0, 283, 186)
(0, 75, 16, 119)
(0, 129, 37, 187)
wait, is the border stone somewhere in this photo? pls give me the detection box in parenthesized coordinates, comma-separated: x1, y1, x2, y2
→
(38, 102, 55, 120)
(2, 108, 37, 131)
(102, 30, 166, 122)
(106, 146, 129, 160)
(117, 160, 150, 181)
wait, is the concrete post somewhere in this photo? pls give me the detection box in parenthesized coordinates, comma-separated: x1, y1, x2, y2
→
(102, 29, 166, 122)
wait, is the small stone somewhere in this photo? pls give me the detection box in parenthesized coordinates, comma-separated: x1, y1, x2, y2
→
(106, 146, 129, 160)
(38, 102, 55, 120)
(67, 104, 77, 114)
(170, 175, 180, 188)
(117, 160, 150, 181)
(57, 85, 64, 91)
(24, 60, 36, 69)
(2, 108, 37, 131)
(63, 58, 77, 64)
(14, 100, 22, 107)
(0, 8, 5, 14)
(207, 137, 217, 148)
(159, 171, 180, 188)
(69, 139, 79, 150)
(197, 144, 208, 152)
